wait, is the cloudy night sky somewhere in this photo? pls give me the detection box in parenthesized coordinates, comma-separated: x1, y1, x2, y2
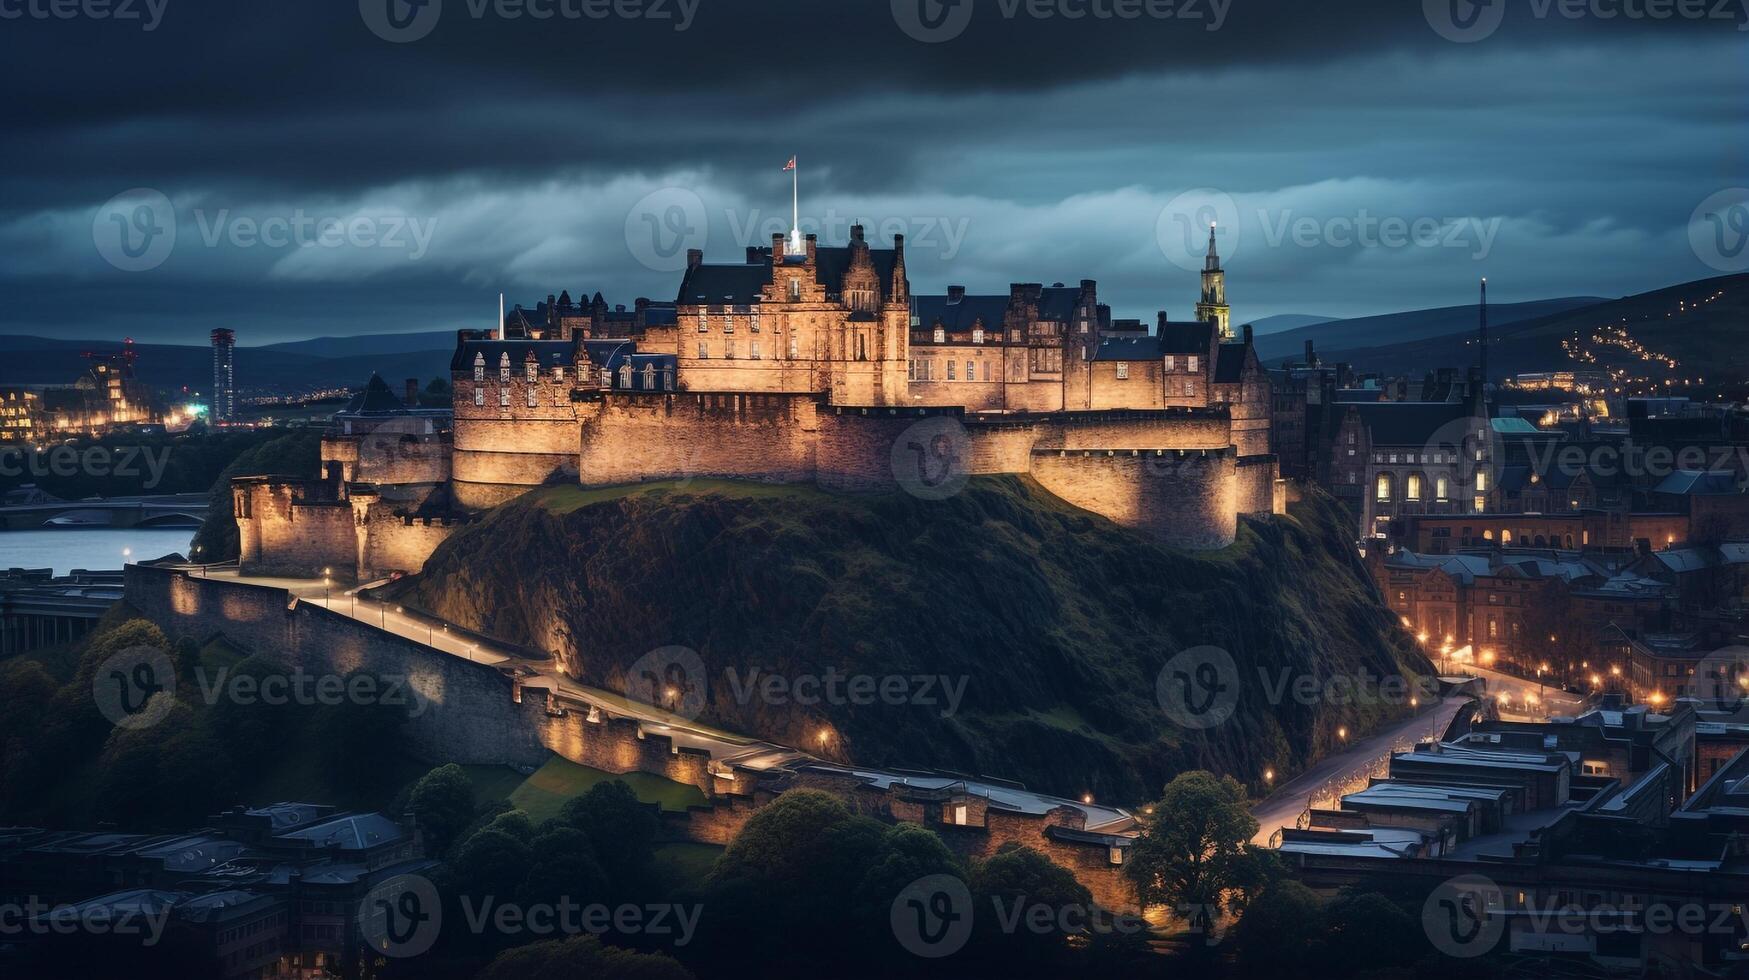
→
(1, 0, 1744, 346)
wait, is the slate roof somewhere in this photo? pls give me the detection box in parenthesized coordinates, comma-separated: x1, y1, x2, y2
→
(1037, 286, 1082, 322)
(1094, 335, 1162, 361)
(341, 374, 407, 415)
(676, 257, 772, 305)
(1653, 470, 1740, 496)
(1156, 320, 1214, 354)
(913, 294, 1008, 333)
(450, 339, 576, 372)
(1214, 343, 1249, 384)
(1344, 401, 1473, 448)
(812, 245, 901, 300)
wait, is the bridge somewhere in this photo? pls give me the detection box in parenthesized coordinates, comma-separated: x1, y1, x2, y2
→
(0, 569, 125, 654)
(0, 492, 210, 530)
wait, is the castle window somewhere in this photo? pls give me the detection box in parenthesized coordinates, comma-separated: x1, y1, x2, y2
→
(1164, 355, 1176, 370)
(1475, 470, 1489, 493)
(1115, 362, 1130, 380)
(619, 364, 633, 387)
(982, 361, 991, 381)
(526, 386, 537, 408)
(474, 387, 485, 407)
(1436, 476, 1450, 500)
(933, 327, 945, 343)
(750, 340, 762, 360)
(525, 362, 537, 383)
(698, 342, 708, 359)
(972, 328, 984, 344)
(1376, 474, 1393, 502)
(553, 366, 564, 381)
(788, 279, 801, 302)
(965, 361, 973, 381)
(643, 363, 656, 388)
(725, 341, 736, 359)
(1407, 474, 1423, 501)
(698, 313, 708, 332)
(1188, 355, 1199, 372)
(473, 352, 485, 382)
(750, 312, 761, 333)
(788, 333, 798, 359)
(947, 360, 956, 381)
(499, 387, 510, 407)
(499, 353, 511, 382)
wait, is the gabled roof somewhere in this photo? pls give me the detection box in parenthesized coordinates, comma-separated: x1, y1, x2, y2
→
(1213, 343, 1249, 384)
(450, 339, 575, 372)
(1094, 335, 1162, 361)
(341, 374, 408, 415)
(812, 244, 901, 300)
(1653, 470, 1740, 496)
(1156, 320, 1213, 354)
(1037, 286, 1082, 322)
(676, 257, 772, 305)
(913, 294, 1008, 333)
(1343, 401, 1474, 448)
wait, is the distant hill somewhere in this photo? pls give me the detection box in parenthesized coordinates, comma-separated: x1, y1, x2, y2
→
(1254, 296, 1607, 362)
(258, 330, 457, 358)
(1322, 273, 1749, 384)
(1248, 313, 1336, 336)
(0, 335, 452, 395)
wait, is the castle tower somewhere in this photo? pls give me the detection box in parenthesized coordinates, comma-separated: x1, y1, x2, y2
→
(1195, 222, 1232, 341)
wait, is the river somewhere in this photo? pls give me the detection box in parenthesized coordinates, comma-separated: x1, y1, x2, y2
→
(0, 528, 197, 575)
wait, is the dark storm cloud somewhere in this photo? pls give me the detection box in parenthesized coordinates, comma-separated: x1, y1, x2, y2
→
(0, 0, 1744, 345)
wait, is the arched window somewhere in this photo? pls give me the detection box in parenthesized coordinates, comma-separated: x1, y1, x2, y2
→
(619, 364, 633, 388)
(1406, 474, 1423, 501)
(1436, 476, 1450, 501)
(787, 279, 801, 302)
(473, 352, 485, 382)
(642, 363, 655, 389)
(1375, 474, 1393, 502)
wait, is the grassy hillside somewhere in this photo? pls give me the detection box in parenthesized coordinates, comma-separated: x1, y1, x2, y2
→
(386, 477, 1431, 805)
(1254, 295, 1605, 362)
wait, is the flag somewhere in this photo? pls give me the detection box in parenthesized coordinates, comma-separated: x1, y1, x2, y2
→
(782, 156, 796, 172)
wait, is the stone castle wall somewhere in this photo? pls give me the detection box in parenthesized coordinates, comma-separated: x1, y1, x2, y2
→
(575, 392, 819, 487)
(1028, 449, 1238, 550)
(124, 564, 1139, 910)
(358, 512, 463, 581)
(235, 480, 356, 579)
(452, 415, 579, 509)
(1235, 454, 1286, 517)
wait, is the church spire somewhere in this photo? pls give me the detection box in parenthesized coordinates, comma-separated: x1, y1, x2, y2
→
(1205, 221, 1222, 272)
(1196, 221, 1232, 341)
(1478, 276, 1489, 383)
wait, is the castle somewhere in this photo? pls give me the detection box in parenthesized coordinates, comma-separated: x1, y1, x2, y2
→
(235, 220, 1282, 580)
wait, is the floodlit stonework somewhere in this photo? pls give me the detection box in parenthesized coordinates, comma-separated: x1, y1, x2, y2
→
(238, 220, 1284, 579)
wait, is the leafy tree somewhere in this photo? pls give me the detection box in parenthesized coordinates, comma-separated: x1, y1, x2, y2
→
(1122, 771, 1261, 918)
(311, 678, 408, 795)
(1231, 879, 1325, 976)
(557, 780, 660, 889)
(520, 825, 609, 911)
(1324, 891, 1418, 975)
(408, 763, 477, 857)
(450, 828, 532, 904)
(474, 935, 692, 980)
(707, 789, 853, 888)
(966, 842, 1095, 972)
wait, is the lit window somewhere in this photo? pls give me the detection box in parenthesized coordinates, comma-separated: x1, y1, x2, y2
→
(1407, 475, 1423, 501)
(933, 327, 945, 343)
(965, 360, 973, 381)
(1188, 355, 1199, 372)
(1116, 362, 1129, 380)
(947, 360, 956, 380)
(1165, 355, 1176, 370)
(1475, 471, 1489, 492)
(751, 340, 762, 360)
(474, 387, 484, 406)
(1376, 474, 1392, 502)
(973, 328, 984, 344)
(1436, 476, 1450, 500)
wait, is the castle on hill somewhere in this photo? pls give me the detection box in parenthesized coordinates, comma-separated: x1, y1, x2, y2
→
(234, 220, 1282, 580)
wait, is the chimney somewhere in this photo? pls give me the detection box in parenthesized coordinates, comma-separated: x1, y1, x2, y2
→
(804, 234, 817, 264)
(772, 233, 785, 258)
(1157, 311, 1168, 331)
(746, 246, 761, 263)
(1305, 339, 1317, 367)
(947, 285, 966, 303)
(686, 248, 703, 270)
(1243, 323, 1254, 345)
(1080, 279, 1097, 299)
(849, 223, 865, 243)
(635, 297, 649, 313)
(404, 379, 418, 408)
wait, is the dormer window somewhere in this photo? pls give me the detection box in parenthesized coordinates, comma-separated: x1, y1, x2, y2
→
(973, 328, 984, 344)
(788, 279, 801, 302)
(933, 327, 945, 343)
(525, 361, 537, 383)
(499, 352, 511, 382)
(473, 352, 485, 382)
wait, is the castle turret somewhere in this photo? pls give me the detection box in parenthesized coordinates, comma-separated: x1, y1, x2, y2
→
(1195, 222, 1232, 341)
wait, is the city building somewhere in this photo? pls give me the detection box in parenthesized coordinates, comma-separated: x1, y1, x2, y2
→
(212, 328, 236, 422)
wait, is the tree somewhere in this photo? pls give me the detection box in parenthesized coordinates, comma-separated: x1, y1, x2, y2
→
(557, 780, 661, 891)
(449, 828, 532, 905)
(1231, 880, 1325, 976)
(474, 935, 692, 980)
(708, 789, 854, 889)
(408, 763, 477, 857)
(1122, 771, 1260, 918)
(966, 843, 1095, 971)
(520, 825, 609, 911)
(1323, 891, 1418, 975)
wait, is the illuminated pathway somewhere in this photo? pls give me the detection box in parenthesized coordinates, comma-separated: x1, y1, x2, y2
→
(182, 565, 1134, 832)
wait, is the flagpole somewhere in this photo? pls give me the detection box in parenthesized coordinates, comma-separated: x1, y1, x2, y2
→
(791, 155, 799, 254)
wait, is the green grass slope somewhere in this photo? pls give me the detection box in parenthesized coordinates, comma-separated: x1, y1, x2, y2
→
(387, 477, 1430, 805)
